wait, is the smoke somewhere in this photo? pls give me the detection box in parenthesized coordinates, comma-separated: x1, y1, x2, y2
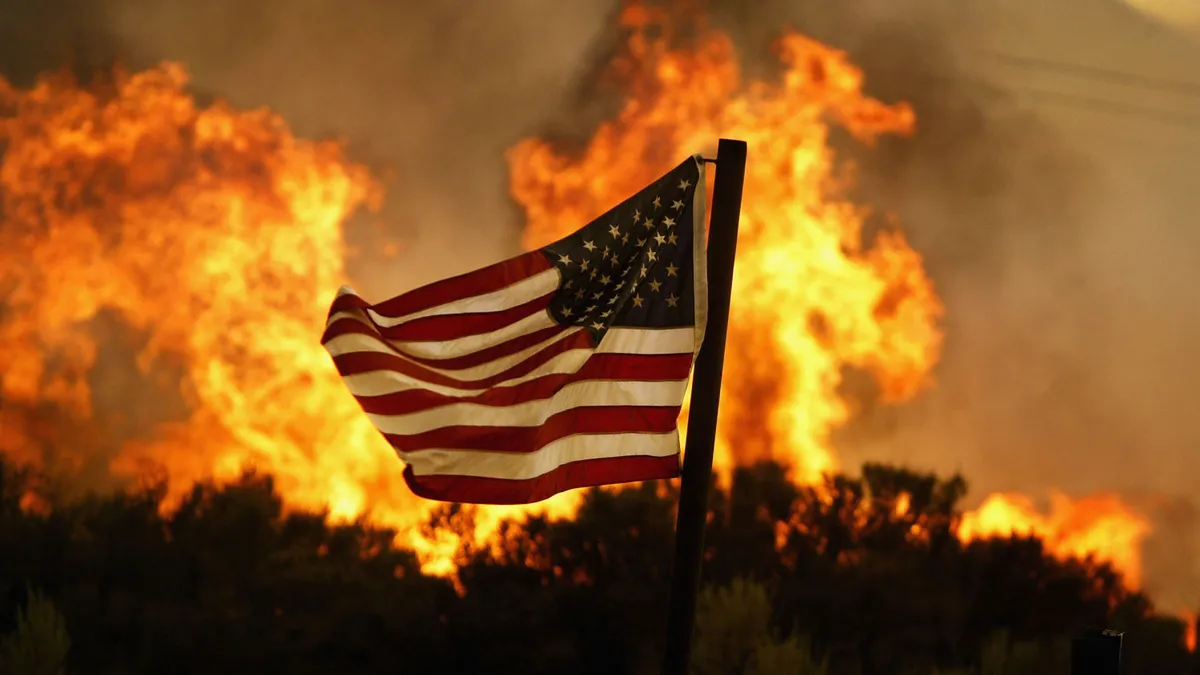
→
(2, 0, 1197, 608)
(718, 0, 1200, 610)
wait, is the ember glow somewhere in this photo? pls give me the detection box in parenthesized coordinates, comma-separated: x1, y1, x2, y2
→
(0, 4, 1154, 589)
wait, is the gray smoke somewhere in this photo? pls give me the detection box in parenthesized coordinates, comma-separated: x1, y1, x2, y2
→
(1, 0, 1196, 611)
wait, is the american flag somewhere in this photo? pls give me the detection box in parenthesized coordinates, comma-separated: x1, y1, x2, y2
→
(321, 156, 708, 504)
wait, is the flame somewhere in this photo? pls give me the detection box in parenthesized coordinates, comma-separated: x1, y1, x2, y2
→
(507, 2, 1150, 585)
(0, 63, 580, 575)
(1185, 612, 1197, 652)
(508, 3, 938, 484)
(958, 493, 1151, 586)
(0, 62, 380, 511)
(0, 3, 1154, 589)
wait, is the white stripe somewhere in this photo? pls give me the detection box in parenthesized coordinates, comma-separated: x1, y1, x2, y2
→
(689, 155, 709, 357)
(326, 309, 557, 360)
(369, 379, 688, 436)
(402, 430, 680, 480)
(324, 325, 580, 381)
(339, 345, 590, 396)
(328, 306, 694, 366)
(331, 327, 696, 397)
(354, 267, 562, 328)
(596, 326, 692, 355)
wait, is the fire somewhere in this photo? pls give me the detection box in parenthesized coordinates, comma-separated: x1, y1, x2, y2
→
(507, 2, 1150, 585)
(959, 493, 1151, 587)
(508, 3, 939, 484)
(0, 62, 588, 576)
(0, 63, 384, 507)
(0, 2, 1153, 589)
(0, 63, 507, 573)
(1186, 613, 1197, 652)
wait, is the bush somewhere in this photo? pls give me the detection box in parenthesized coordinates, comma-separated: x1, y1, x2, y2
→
(692, 578, 827, 675)
(0, 588, 70, 675)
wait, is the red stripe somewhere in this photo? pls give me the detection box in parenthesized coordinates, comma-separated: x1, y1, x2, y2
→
(402, 454, 680, 505)
(331, 252, 553, 320)
(324, 321, 573, 370)
(386, 406, 681, 453)
(325, 292, 553, 343)
(325, 321, 579, 372)
(351, 353, 694, 415)
(330, 330, 598, 390)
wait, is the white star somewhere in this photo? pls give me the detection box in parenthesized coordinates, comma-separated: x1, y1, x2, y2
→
(621, 233, 630, 244)
(666, 263, 679, 277)
(667, 233, 678, 245)
(653, 196, 662, 209)
(666, 293, 679, 307)
(663, 216, 676, 227)
(678, 178, 691, 190)
(636, 237, 647, 247)
(632, 209, 640, 221)
(586, 304, 597, 314)
(561, 307, 574, 317)
(671, 200, 684, 211)
(649, 279, 663, 292)
(583, 240, 597, 252)
(654, 233, 667, 246)
(591, 321, 604, 330)
(580, 259, 590, 271)
(643, 217, 654, 229)
(632, 294, 644, 308)
(647, 249, 658, 262)
(608, 224, 621, 238)
(592, 291, 603, 300)
(574, 289, 585, 299)
(558, 253, 572, 265)
(601, 309, 612, 318)
(639, 265, 648, 278)
(614, 281, 625, 290)
(589, 269, 598, 279)
(607, 295, 619, 305)
(599, 274, 612, 285)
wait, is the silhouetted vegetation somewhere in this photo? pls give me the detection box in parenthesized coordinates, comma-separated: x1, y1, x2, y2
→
(0, 455, 1196, 675)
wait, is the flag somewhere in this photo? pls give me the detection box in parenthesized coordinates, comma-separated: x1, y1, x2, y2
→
(321, 156, 708, 504)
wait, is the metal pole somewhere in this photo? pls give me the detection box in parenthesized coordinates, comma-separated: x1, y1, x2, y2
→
(1071, 628, 1123, 675)
(660, 138, 747, 675)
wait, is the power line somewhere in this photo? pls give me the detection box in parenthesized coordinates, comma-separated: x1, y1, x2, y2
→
(1013, 86, 1200, 129)
(986, 51, 1200, 99)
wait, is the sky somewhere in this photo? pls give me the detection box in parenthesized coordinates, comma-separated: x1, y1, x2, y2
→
(1, 0, 1197, 608)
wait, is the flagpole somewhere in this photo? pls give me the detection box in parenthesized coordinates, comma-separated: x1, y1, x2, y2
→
(661, 137, 747, 675)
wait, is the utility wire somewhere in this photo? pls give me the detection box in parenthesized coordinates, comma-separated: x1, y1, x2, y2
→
(1013, 86, 1200, 129)
(985, 51, 1200, 99)
(951, 52, 1200, 130)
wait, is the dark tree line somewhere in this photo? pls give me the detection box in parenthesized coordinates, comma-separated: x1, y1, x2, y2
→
(0, 455, 1195, 675)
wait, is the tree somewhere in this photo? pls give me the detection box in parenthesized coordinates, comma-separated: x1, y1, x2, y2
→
(0, 453, 1190, 675)
(691, 578, 827, 675)
(0, 587, 70, 675)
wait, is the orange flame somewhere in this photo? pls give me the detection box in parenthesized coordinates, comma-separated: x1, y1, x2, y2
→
(0, 63, 580, 575)
(508, 4, 939, 484)
(0, 4, 1154, 589)
(0, 63, 382, 512)
(959, 493, 1151, 587)
(507, 2, 1151, 585)
(1185, 612, 1197, 652)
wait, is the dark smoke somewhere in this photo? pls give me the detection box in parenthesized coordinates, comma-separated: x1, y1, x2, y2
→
(1, 0, 1196, 610)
